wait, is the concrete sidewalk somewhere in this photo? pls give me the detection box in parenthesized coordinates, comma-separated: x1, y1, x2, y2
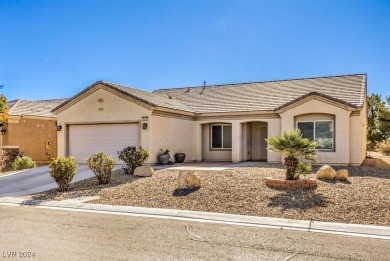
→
(1, 196, 389, 240)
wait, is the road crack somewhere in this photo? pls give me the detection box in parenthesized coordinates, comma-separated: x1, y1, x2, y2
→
(186, 225, 205, 242)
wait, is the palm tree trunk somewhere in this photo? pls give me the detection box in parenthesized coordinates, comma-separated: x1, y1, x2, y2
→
(284, 157, 299, 180)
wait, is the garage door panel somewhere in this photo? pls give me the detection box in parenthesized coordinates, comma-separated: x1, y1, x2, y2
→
(69, 124, 139, 163)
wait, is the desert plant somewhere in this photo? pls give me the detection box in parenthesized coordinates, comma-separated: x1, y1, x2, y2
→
(118, 146, 150, 174)
(11, 155, 36, 170)
(86, 152, 115, 184)
(378, 140, 390, 156)
(266, 129, 318, 180)
(296, 161, 312, 175)
(49, 157, 78, 192)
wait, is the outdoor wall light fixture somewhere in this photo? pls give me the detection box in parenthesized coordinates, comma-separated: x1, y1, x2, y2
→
(57, 125, 62, 131)
(142, 123, 148, 129)
(1, 127, 6, 135)
(142, 116, 148, 121)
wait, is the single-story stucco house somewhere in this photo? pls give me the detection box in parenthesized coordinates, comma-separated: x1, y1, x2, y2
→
(2, 99, 67, 163)
(52, 74, 367, 166)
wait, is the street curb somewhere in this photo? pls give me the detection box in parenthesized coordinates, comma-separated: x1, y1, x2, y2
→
(1, 197, 389, 240)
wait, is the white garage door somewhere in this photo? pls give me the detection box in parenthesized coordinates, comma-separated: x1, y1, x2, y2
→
(69, 124, 139, 163)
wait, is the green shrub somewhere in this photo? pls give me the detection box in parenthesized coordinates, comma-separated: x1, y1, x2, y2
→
(49, 157, 78, 192)
(86, 152, 115, 184)
(12, 155, 36, 170)
(297, 161, 312, 175)
(378, 140, 390, 156)
(118, 146, 150, 174)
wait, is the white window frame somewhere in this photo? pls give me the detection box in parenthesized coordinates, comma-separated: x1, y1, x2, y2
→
(210, 124, 232, 150)
(296, 120, 334, 151)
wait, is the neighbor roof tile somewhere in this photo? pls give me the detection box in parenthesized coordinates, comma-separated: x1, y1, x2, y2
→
(8, 99, 68, 118)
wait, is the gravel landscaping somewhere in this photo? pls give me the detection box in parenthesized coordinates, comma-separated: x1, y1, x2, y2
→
(23, 155, 390, 227)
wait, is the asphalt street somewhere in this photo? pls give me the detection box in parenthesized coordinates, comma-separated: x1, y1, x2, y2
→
(0, 165, 101, 197)
(0, 205, 388, 261)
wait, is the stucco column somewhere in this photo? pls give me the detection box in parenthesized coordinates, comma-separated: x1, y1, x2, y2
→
(267, 118, 282, 163)
(231, 121, 242, 163)
(195, 123, 203, 161)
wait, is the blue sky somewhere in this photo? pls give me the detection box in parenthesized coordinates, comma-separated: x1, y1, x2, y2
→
(1, 0, 389, 101)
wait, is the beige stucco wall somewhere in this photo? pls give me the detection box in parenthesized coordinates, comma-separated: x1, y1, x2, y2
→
(201, 123, 232, 161)
(349, 98, 367, 165)
(295, 113, 334, 122)
(280, 99, 355, 165)
(198, 118, 281, 163)
(149, 115, 197, 163)
(250, 122, 268, 161)
(242, 123, 252, 161)
(56, 86, 153, 162)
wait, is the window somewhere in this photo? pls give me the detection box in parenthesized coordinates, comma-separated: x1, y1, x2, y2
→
(297, 121, 333, 150)
(211, 124, 232, 149)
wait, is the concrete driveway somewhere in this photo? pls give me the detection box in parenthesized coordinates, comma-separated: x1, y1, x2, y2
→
(0, 164, 107, 197)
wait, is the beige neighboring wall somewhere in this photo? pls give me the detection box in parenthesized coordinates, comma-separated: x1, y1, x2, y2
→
(56, 86, 152, 162)
(279, 98, 358, 165)
(2, 116, 57, 162)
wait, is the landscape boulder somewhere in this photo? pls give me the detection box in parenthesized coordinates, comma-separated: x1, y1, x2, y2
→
(176, 169, 201, 189)
(336, 169, 349, 181)
(134, 166, 154, 177)
(316, 165, 337, 180)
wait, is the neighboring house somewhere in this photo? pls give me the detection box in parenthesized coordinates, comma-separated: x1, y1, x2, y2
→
(2, 99, 67, 163)
(52, 74, 367, 166)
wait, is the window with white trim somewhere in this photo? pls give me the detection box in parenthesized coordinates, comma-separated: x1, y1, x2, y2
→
(297, 120, 334, 150)
(211, 124, 232, 149)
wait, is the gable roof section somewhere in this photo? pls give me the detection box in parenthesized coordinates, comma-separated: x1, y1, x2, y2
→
(52, 81, 193, 114)
(154, 74, 366, 114)
(274, 91, 358, 112)
(8, 99, 68, 118)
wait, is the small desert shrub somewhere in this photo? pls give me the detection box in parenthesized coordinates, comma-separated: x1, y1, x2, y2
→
(86, 152, 115, 184)
(49, 157, 78, 192)
(118, 146, 150, 174)
(378, 140, 390, 156)
(266, 129, 318, 180)
(12, 155, 36, 170)
(297, 161, 312, 175)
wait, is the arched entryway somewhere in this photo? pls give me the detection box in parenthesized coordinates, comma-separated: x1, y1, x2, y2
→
(242, 121, 268, 161)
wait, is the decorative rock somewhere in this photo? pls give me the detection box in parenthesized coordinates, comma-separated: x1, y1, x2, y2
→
(336, 169, 349, 181)
(134, 166, 154, 177)
(316, 165, 337, 180)
(176, 169, 201, 189)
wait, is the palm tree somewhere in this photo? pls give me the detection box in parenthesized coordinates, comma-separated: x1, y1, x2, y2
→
(266, 129, 318, 180)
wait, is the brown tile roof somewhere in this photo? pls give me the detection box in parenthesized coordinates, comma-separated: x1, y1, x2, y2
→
(51, 81, 193, 113)
(8, 99, 68, 118)
(154, 74, 366, 114)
